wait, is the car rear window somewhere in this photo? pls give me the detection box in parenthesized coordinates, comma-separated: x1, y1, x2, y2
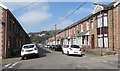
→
(71, 45, 80, 48)
(64, 45, 69, 48)
(23, 45, 34, 48)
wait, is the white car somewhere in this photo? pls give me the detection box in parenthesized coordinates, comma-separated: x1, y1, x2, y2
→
(21, 44, 39, 59)
(62, 45, 82, 55)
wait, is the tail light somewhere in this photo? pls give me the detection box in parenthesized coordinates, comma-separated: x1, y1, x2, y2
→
(79, 48, 81, 51)
(69, 48, 72, 50)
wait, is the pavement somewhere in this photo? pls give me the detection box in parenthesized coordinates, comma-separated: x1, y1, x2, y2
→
(1, 47, 119, 70)
(2, 57, 21, 69)
(0, 58, 2, 71)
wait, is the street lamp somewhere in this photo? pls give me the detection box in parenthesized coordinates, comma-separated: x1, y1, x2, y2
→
(93, 3, 103, 56)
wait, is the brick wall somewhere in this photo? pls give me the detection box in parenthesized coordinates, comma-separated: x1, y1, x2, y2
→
(113, 7, 118, 51)
(108, 9, 114, 51)
(0, 7, 2, 59)
(0, 10, 31, 58)
(118, 4, 120, 49)
(2, 8, 6, 58)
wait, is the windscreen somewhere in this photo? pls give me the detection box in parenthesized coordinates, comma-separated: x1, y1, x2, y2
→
(71, 45, 80, 48)
(23, 45, 34, 48)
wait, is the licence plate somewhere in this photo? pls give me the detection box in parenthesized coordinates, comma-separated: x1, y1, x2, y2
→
(74, 52, 78, 53)
(26, 50, 33, 52)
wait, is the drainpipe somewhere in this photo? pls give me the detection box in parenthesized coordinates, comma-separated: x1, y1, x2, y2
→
(4, 9, 7, 58)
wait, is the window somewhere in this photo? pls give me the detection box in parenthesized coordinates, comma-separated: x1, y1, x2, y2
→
(73, 27, 75, 35)
(86, 22, 89, 30)
(91, 22, 94, 29)
(76, 25, 80, 35)
(81, 24, 83, 32)
(97, 18, 102, 28)
(104, 37, 108, 48)
(97, 27, 108, 35)
(64, 45, 69, 48)
(103, 27, 108, 34)
(79, 24, 81, 32)
(97, 28, 100, 35)
(104, 16, 108, 27)
(71, 45, 80, 48)
(97, 13, 108, 28)
(98, 37, 103, 48)
(23, 45, 35, 48)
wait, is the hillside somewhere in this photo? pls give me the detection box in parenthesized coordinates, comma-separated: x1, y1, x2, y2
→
(28, 30, 61, 44)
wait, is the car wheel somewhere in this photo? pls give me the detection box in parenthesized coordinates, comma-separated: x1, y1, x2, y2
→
(67, 51, 69, 56)
(53, 48, 55, 51)
(36, 54, 39, 58)
(62, 51, 64, 54)
(21, 56, 25, 60)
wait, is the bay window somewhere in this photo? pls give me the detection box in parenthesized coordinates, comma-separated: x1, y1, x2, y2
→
(97, 12, 108, 48)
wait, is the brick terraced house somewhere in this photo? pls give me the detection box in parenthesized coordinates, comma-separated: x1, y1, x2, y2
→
(0, 3, 31, 58)
(47, 1, 120, 54)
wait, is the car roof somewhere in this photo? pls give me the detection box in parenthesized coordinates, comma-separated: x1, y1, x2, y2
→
(23, 44, 35, 46)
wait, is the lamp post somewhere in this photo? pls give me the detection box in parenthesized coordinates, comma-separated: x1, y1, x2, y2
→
(93, 3, 103, 56)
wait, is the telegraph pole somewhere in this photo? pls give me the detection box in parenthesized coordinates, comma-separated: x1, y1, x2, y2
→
(55, 24, 57, 45)
(93, 3, 104, 56)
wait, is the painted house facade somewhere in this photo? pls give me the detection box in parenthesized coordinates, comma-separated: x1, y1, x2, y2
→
(47, 1, 120, 53)
(0, 3, 31, 58)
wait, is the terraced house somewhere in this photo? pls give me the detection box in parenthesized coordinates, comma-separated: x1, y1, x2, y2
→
(47, 1, 120, 54)
(0, 3, 31, 58)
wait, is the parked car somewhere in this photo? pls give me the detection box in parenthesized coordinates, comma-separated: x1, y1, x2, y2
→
(49, 45, 55, 50)
(44, 45, 48, 48)
(62, 45, 82, 56)
(48, 45, 52, 50)
(21, 44, 39, 60)
(53, 45, 62, 51)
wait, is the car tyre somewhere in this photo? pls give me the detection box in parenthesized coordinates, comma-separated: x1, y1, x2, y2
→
(67, 51, 69, 56)
(62, 51, 64, 54)
(36, 54, 39, 58)
(21, 56, 25, 60)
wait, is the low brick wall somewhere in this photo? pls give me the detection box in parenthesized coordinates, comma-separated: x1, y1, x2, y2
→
(84, 47, 116, 56)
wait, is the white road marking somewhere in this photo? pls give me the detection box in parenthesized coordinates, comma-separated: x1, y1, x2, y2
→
(8, 61, 20, 69)
(4, 63, 11, 68)
(103, 61, 108, 63)
(76, 65, 81, 67)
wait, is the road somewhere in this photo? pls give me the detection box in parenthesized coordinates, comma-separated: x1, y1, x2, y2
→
(2, 46, 119, 69)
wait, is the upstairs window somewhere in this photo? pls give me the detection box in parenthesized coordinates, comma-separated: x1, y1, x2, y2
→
(86, 22, 89, 30)
(81, 24, 83, 32)
(103, 16, 108, 27)
(97, 13, 108, 28)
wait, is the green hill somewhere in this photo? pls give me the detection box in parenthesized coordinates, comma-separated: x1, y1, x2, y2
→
(28, 30, 61, 44)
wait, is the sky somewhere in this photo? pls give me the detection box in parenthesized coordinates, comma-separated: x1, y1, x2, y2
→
(2, 0, 115, 33)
